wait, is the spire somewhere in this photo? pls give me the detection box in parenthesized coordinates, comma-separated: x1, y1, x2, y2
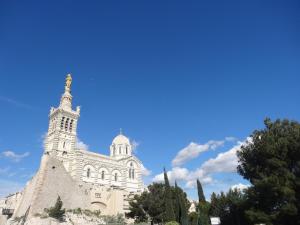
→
(119, 128, 123, 135)
(59, 74, 73, 110)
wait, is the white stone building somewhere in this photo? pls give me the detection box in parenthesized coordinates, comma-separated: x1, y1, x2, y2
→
(44, 74, 144, 194)
(0, 75, 145, 222)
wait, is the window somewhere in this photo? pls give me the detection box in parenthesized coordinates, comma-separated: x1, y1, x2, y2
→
(69, 119, 73, 132)
(126, 146, 128, 154)
(129, 163, 134, 179)
(87, 168, 90, 178)
(65, 118, 69, 131)
(63, 141, 66, 148)
(101, 171, 105, 180)
(60, 117, 65, 129)
(114, 173, 118, 181)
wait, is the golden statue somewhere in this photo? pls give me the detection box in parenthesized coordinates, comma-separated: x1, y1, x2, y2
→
(65, 74, 72, 91)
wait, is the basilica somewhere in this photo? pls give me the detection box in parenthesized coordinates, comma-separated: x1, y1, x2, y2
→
(1, 75, 145, 220)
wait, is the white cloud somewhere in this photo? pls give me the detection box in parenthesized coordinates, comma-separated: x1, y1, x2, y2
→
(171, 142, 208, 167)
(185, 177, 214, 189)
(141, 164, 152, 176)
(231, 183, 249, 191)
(172, 137, 238, 167)
(152, 138, 250, 192)
(152, 167, 215, 189)
(153, 167, 189, 183)
(200, 143, 241, 174)
(76, 138, 89, 151)
(1, 151, 30, 162)
(131, 140, 140, 153)
(200, 138, 251, 175)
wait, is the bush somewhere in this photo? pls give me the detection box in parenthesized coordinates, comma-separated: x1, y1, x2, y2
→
(47, 196, 65, 221)
(102, 213, 125, 224)
(165, 221, 179, 225)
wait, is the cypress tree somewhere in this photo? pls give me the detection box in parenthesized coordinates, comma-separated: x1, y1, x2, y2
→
(197, 179, 205, 203)
(174, 181, 181, 223)
(175, 181, 189, 225)
(164, 168, 176, 222)
(197, 179, 210, 225)
(179, 188, 189, 225)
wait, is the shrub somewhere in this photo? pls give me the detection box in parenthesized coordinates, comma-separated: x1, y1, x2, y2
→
(47, 196, 65, 221)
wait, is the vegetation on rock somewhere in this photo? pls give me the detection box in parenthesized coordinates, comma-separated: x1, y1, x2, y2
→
(46, 196, 66, 221)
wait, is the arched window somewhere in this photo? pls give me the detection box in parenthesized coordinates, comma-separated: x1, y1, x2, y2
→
(60, 117, 65, 129)
(114, 173, 118, 181)
(126, 146, 128, 154)
(65, 118, 69, 131)
(101, 171, 105, 180)
(129, 163, 134, 179)
(69, 119, 73, 132)
(87, 168, 90, 178)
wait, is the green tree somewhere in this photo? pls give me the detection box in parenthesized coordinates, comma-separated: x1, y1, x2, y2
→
(188, 212, 199, 225)
(174, 181, 181, 223)
(198, 202, 210, 225)
(197, 179, 205, 203)
(175, 181, 188, 225)
(209, 189, 248, 225)
(47, 196, 65, 221)
(237, 118, 300, 225)
(196, 179, 210, 225)
(126, 182, 190, 224)
(125, 193, 148, 223)
(164, 168, 176, 222)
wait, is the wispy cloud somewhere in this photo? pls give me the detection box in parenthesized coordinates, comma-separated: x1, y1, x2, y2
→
(0, 96, 34, 109)
(141, 164, 152, 176)
(1, 151, 30, 162)
(76, 138, 89, 151)
(131, 140, 140, 153)
(172, 137, 236, 166)
(231, 183, 249, 191)
(153, 138, 250, 191)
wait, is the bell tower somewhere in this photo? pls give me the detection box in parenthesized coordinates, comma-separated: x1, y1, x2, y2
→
(44, 74, 80, 156)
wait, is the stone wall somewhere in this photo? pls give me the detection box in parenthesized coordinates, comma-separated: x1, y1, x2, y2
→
(13, 155, 90, 218)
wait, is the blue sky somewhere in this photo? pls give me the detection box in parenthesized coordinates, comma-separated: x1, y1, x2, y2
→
(0, 0, 300, 200)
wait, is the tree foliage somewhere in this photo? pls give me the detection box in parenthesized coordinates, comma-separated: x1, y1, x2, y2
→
(209, 189, 249, 225)
(237, 118, 300, 225)
(197, 179, 205, 203)
(164, 168, 176, 222)
(126, 182, 190, 224)
(47, 196, 65, 221)
(196, 179, 210, 225)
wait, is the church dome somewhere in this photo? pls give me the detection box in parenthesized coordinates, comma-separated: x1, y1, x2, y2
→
(112, 134, 130, 145)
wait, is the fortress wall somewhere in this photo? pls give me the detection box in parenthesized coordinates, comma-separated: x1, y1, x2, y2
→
(12, 155, 91, 218)
(13, 174, 38, 217)
(28, 155, 91, 217)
